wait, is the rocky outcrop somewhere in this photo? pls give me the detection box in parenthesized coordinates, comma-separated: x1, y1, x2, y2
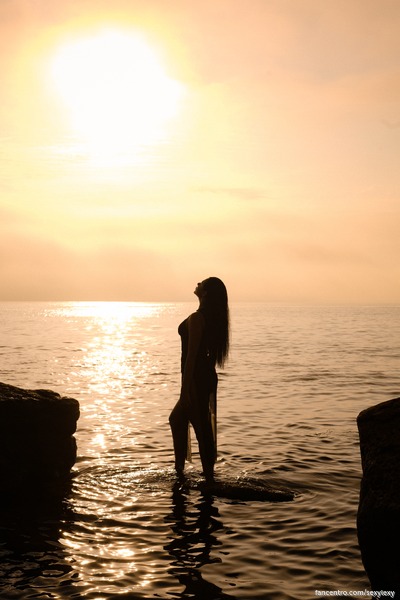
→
(198, 476, 295, 502)
(357, 397, 400, 594)
(0, 382, 79, 490)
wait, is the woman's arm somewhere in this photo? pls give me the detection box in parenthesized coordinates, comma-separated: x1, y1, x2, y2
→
(180, 311, 205, 405)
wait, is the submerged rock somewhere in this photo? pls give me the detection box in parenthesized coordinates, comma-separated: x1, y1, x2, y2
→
(199, 476, 295, 502)
(357, 397, 400, 593)
(0, 382, 80, 490)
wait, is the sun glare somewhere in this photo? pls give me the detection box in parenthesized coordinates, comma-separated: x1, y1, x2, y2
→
(49, 29, 185, 163)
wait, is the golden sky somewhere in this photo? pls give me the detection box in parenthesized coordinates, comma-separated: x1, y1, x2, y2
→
(1, 0, 399, 302)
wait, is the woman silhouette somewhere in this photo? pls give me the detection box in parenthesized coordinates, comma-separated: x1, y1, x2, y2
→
(169, 277, 230, 483)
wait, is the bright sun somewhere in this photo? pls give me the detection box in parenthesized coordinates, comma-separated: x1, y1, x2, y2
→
(50, 29, 185, 163)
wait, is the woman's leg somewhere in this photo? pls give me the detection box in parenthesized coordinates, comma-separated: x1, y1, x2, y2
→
(169, 400, 189, 475)
(190, 392, 216, 483)
(194, 422, 215, 482)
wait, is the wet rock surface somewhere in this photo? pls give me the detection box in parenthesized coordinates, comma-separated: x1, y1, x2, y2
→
(357, 397, 400, 594)
(0, 382, 80, 490)
(198, 475, 295, 502)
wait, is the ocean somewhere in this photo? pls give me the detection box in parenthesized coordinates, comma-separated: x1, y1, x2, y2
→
(0, 301, 399, 599)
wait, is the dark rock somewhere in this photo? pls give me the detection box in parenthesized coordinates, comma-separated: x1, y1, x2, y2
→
(357, 397, 400, 594)
(199, 476, 295, 502)
(0, 381, 80, 490)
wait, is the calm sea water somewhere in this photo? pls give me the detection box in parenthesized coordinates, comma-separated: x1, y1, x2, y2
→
(1, 301, 399, 600)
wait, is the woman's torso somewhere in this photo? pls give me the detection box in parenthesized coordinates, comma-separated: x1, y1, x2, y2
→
(179, 310, 217, 391)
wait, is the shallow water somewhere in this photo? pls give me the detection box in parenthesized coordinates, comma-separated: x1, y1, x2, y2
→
(1, 301, 399, 599)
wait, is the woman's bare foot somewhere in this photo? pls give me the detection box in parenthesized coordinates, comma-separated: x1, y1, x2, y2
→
(175, 466, 185, 481)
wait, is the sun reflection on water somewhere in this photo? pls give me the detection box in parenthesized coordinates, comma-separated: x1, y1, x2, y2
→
(70, 301, 163, 398)
(62, 301, 174, 470)
(53, 301, 181, 596)
(65, 301, 162, 320)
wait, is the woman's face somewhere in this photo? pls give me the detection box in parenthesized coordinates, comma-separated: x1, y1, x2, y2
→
(194, 280, 207, 298)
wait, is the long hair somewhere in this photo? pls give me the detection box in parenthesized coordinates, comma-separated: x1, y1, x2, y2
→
(201, 277, 230, 367)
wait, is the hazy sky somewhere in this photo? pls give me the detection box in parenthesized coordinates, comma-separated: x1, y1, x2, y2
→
(1, 0, 399, 302)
